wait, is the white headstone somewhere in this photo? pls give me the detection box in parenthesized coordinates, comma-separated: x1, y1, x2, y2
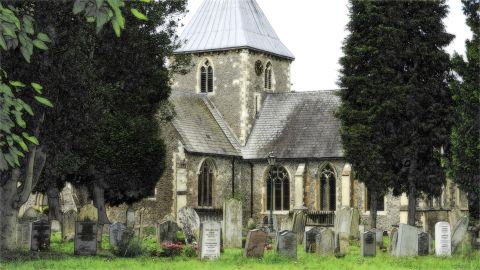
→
(199, 221, 221, 260)
(395, 224, 418, 257)
(435, 221, 451, 256)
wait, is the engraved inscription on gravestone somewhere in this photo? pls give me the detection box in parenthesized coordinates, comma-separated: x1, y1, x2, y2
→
(31, 220, 50, 251)
(435, 221, 451, 256)
(244, 229, 268, 258)
(276, 230, 297, 259)
(16, 222, 32, 250)
(361, 230, 376, 257)
(199, 222, 221, 260)
(75, 221, 98, 255)
(316, 228, 335, 256)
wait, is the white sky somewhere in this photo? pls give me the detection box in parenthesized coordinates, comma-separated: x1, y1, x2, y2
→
(178, 0, 472, 91)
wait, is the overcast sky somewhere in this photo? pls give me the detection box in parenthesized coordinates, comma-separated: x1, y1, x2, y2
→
(178, 0, 472, 91)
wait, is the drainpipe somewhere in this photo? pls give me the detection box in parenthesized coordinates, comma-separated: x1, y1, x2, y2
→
(250, 162, 254, 218)
(231, 157, 235, 197)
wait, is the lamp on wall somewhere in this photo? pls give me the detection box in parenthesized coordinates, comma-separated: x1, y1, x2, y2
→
(266, 152, 276, 232)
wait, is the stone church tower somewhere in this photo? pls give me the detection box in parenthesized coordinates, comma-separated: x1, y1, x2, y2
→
(172, 0, 294, 144)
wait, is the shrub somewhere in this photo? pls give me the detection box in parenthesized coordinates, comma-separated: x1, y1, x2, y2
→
(183, 244, 198, 257)
(159, 242, 183, 257)
(112, 230, 144, 257)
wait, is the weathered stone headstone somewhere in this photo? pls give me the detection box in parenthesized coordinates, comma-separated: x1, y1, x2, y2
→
(334, 207, 360, 239)
(62, 210, 77, 241)
(109, 222, 127, 248)
(418, 231, 430, 256)
(244, 229, 268, 258)
(350, 208, 360, 239)
(78, 204, 98, 222)
(21, 207, 40, 222)
(31, 220, 50, 251)
(304, 227, 321, 252)
(199, 221, 221, 260)
(395, 224, 418, 257)
(157, 220, 179, 244)
(275, 230, 297, 259)
(51, 220, 61, 232)
(126, 208, 135, 228)
(177, 207, 200, 244)
(16, 222, 32, 250)
(360, 230, 376, 257)
(291, 210, 307, 243)
(336, 232, 350, 255)
(375, 229, 384, 249)
(223, 199, 242, 248)
(75, 221, 97, 255)
(389, 228, 398, 255)
(435, 221, 451, 256)
(451, 217, 469, 254)
(316, 228, 334, 256)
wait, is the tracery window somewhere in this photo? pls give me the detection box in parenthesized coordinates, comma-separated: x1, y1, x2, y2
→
(264, 62, 272, 90)
(266, 166, 289, 211)
(319, 165, 336, 211)
(198, 160, 215, 207)
(200, 60, 213, 93)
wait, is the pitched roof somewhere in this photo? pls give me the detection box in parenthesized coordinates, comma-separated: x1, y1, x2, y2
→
(175, 0, 295, 60)
(243, 91, 344, 159)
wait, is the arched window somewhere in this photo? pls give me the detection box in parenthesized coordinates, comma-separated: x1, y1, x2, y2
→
(264, 62, 272, 90)
(319, 165, 336, 211)
(198, 160, 215, 207)
(200, 60, 213, 93)
(266, 166, 289, 211)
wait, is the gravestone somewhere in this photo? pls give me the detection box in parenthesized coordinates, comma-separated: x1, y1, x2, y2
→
(21, 207, 40, 221)
(418, 231, 430, 256)
(244, 229, 268, 258)
(109, 222, 127, 248)
(31, 220, 50, 251)
(51, 220, 61, 232)
(157, 220, 179, 244)
(16, 222, 32, 250)
(78, 204, 98, 222)
(126, 208, 135, 228)
(451, 217, 469, 254)
(335, 232, 350, 256)
(304, 227, 321, 252)
(177, 207, 200, 244)
(334, 207, 360, 239)
(291, 210, 307, 243)
(375, 229, 384, 249)
(360, 230, 376, 257)
(316, 228, 334, 256)
(395, 224, 418, 257)
(199, 221, 221, 260)
(435, 221, 451, 256)
(75, 221, 97, 255)
(62, 210, 77, 241)
(223, 199, 242, 248)
(389, 228, 398, 255)
(275, 230, 297, 259)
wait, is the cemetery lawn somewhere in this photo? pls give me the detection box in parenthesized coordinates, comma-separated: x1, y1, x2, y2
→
(1, 234, 479, 270)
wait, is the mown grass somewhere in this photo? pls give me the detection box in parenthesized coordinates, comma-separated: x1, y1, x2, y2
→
(1, 234, 479, 270)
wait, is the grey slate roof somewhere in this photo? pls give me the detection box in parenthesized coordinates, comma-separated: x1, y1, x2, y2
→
(170, 93, 241, 156)
(243, 91, 344, 159)
(175, 0, 295, 60)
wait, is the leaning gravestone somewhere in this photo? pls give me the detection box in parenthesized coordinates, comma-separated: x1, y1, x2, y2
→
(291, 210, 307, 243)
(157, 220, 179, 244)
(451, 217, 469, 254)
(223, 199, 242, 248)
(199, 221, 221, 260)
(16, 222, 32, 250)
(244, 229, 268, 258)
(109, 222, 127, 248)
(389, 228, 398, 255)
(435, 221, 451, 256)
(276, 230, 297, 259)
(31, 220, 50, 251)
(360, 230, 376, 257)
(418, 231, 430, 256)
(62, 210, 77, 241)
(304, 227, 321, 252)
(75, 221, 97, 255)
(316, 228, 335, 256)
(178, 207, 200, 244)
(395, 224, 418, 257)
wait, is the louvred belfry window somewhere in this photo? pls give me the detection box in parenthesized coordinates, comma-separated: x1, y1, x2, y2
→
(266, 166, 290, 211)
(198, 160, 215, 207)
(200, 60, 213, 93)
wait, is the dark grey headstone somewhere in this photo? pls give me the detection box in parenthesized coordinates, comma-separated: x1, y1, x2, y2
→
(451, 217, 469, 254)
(316, 228, 335, 256)
(109, 222, 127, 248)
(157, 220, 179, 244)
(75, 221, 97, 255)
(244, 229, 268, 258)
(199, 221, 221, 260)
(31, 220, 50, 251)
(276, 230, 297, 259)
(418, 232, 430, 256)
(304, 227, 321, 252)
(360, 230, 376, 257)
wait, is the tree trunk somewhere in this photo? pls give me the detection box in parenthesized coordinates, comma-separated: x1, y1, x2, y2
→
(407, 157, 418, 226)
(369, 188, 378, 229)
(467, 190, 480, 226)
(0, 173, 19, 253)
(93, 181, 110, 225)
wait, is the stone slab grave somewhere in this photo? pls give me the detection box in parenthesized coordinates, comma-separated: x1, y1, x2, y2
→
(31, 220, 51, 251)
(62, 210, 77, 241)
(223, 199, 242, 248)
(244, 229, 268, 258)
(275, 230, 297, 259)
(418, 231, 430, 256)
(316, 228, 334, 256)
(291, 210, 307, 243)
(304, 227, 322, 252)
(75, 221, 98, 255)
(435, 221, 451, 256)
(389, 228, 398, 255)
(360, 230, 376, 257)
(16, 222, 32, 250)
(110, 222, 127, 248)
(395, 224, 418, 257)
(157, 220, 179, 245)
(334, 207, 360, 239)
(178, 207, 200, 244)
(451, 217, 469, 254)
(199, 221, 221, 260)
(375, 229, 384, 249)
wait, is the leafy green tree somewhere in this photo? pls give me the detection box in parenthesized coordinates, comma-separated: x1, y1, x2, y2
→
(447, 0, 480, 225)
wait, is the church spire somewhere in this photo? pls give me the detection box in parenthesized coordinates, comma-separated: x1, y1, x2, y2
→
(175, 0, 294, 60)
